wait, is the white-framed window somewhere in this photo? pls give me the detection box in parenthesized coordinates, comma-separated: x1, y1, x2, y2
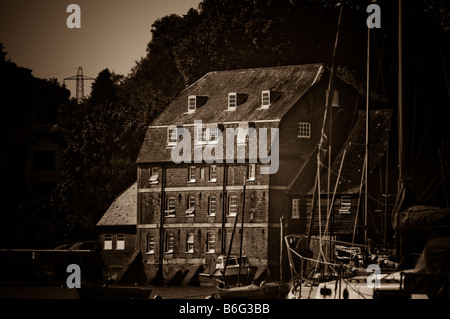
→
(167, 126, 179, 145)
(339, 195, 352, 214)
(248, 164, 256, 181)
(325, 89, 340, 107)
(186, 196, 196, 217)
(206, 232, 215, 253)
(186, 232, 194, 253)
(196, 125, 218, 144)
(228, 196, 238, 217)
(149, 167, 159, 184)
(116, 234, 125, 250)
(292, 199, 300, 219)
(165, 197, 176, 217)
(237, 122, 248, 145)
(188, 166, 196, 182)
(199, 126, 207, 143)
(147, 234, 155, 254)
(165, 233, 174, 253)
(104, 234, 112, 250)
(208, 197, 216, 216)
(209, 165, 217, 182)
(261, 90, 271, 108)
(188, 95, 197, 112)
(208, 126, 219, 143)
(228, 93, 237, 109)
(297, 122, 311, 138)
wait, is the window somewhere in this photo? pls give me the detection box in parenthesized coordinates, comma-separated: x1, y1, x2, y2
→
(186, 232, 194, 253)
(209, 165, 217, 182)
(248, 164, 256, 181)
(228, 93, 237, 109)
(206, 232, 215, 253)
(199, 127, 207, 143)
(262, 90, 271, 108)
(325, 89, 340, 107)
(197, 125, 218, 144)
(186, 196, 196, 217)
(104, 234, 112, 250)
(33, 151, 56, 170)
(237, 123, 248, 145)
(147, 234, 155, 254)
(188, 166, 196, 182)
(292, 199, 300, 219)
(149, 167, 159, 184)
(228, 196, 238, 217)
(165, 197, 176, 217)
(208, 127, 219, 142)
(167, 127, 179, 145)
(165, 233, 174, 253)
(339, 195, 351, 214)
(116, 234, 125, 250)
(297, 122, 311, 138)
(188, 95, 197, 112)
(208, 197, 216, 216)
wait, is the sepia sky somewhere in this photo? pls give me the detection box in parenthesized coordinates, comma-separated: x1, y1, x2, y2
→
(0, 0, 201, 97)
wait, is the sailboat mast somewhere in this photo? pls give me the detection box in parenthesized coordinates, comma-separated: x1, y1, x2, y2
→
(365, 25, 370, 247)
(398, 0, 405, 180)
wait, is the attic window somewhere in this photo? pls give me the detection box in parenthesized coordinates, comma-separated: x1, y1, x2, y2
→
(227, 93, 248, 110)
(262, 90, 271, 108)
(187, 95, 208, 112)
(261, 90, 281, 109)
(228, 93, 237, 109)
(325, 89, 340, 107)
(188, 95, 197, 111)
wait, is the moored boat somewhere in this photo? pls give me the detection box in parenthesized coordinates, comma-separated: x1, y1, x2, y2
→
(199, 255, 257, 287)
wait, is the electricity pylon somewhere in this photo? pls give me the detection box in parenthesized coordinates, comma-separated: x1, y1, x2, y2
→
(63, 66, 95, 103)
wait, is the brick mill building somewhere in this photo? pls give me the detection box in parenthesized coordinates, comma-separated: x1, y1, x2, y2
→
(97, 63, 392, 283)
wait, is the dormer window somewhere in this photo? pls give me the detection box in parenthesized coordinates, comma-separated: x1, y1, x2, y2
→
(228, 93, 237, 109)
(187, 95, 208, 112)
(188, 95, 197, 111)
(262, 90, 271, 108)
(261, 90, 281, 109)
(227, 93, 248, 111)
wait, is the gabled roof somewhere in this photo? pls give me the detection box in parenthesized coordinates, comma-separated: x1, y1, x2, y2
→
(151, 64, 324, 126)
(97, 182, 137, 226)
(137, 64, 325, 164)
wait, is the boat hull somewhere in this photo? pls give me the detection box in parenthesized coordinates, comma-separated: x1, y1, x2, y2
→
(199, 266, 257, 287)
(218, 283, 283, 299)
